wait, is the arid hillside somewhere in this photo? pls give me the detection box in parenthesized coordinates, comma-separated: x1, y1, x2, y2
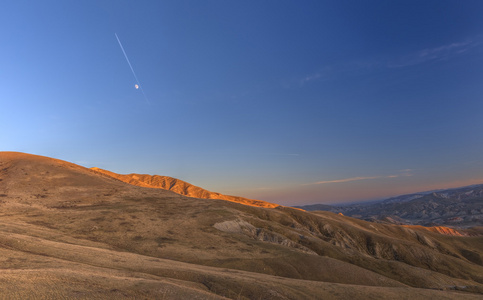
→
(91, 167, 279, 208)
(0, 152, 482, 299)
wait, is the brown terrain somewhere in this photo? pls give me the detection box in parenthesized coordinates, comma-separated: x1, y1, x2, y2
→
(297, 186, 483, 228)
(90, 167, 279, 208)
(0, 151, 482, 299)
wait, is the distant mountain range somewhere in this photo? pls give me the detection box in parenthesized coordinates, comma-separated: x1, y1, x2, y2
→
(295, 185, 483, 228)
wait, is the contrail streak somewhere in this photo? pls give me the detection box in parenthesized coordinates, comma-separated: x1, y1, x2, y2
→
(115, 33, 150, 105)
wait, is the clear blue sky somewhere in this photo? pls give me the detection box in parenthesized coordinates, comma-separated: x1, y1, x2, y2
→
(1, 1, 482, 205)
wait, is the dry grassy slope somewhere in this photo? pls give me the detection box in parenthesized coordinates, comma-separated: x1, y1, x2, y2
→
(401, 225, 468, 236)
(1, 152, 483, 299)
(91, 167, 279, 208)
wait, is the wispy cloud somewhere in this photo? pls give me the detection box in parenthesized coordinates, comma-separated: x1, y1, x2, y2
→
(304, 176, 382, 185)
(266, 153, 300, 157)
(388, 38, 480, 68)
(304, 170, 413, 186)
(399, 169, 414, 176)
(254, 187, 274, 190)
(288, 67, 333, 88)
(285, 36, 481, 90)
(300, 73, 321, 85)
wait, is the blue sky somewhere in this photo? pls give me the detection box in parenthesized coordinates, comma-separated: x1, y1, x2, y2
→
(1, 1, 482, 205)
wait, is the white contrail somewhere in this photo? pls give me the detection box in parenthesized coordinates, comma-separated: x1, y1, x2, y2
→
(115, 33, 150, 105)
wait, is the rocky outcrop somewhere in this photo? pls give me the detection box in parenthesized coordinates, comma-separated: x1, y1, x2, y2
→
(214, 219, 317, 254)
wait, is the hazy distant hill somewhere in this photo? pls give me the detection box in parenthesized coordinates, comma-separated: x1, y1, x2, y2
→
(296, 185, 483, 228)
(1, 152, 482, 299)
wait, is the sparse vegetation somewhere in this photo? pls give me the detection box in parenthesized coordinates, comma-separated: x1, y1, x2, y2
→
(0, 152, 482, 299)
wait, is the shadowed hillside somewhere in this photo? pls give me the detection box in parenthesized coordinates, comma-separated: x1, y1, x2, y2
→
(0, 152, 482, 299)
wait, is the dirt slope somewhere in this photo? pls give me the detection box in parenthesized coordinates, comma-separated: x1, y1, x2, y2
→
(91, 167, 279, 208)
(1, 152, 482, 299)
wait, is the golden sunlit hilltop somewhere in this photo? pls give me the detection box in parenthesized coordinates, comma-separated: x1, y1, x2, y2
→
(0, 152, 483, 299)
(91, 167, 280, 208)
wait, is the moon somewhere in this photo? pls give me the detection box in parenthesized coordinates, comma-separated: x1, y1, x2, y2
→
(135, 84, 139, 89)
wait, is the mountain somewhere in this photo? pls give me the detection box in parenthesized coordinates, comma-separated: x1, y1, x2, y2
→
(295, 185, 483, 228)
(91, 167, 279, 208)
(295, 203, 336, 211)
(1, 152, 483, 299)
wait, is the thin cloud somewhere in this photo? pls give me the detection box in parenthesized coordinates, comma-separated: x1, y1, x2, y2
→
(254, 187, 274, 190)
(286, 36, 481, 90)
(291, 67, 333, 88)
(304, 170, 413, 186)
(388, 38, 480, 68)
(305, 176, 381, 185)
(399, 169, 414, 176)
(300, 73, 321, 85)
(266, 153, 300, 156)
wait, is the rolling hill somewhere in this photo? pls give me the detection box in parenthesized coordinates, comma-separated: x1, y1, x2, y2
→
(0, 151, 482, 299)
(90, 167, 279, 208)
